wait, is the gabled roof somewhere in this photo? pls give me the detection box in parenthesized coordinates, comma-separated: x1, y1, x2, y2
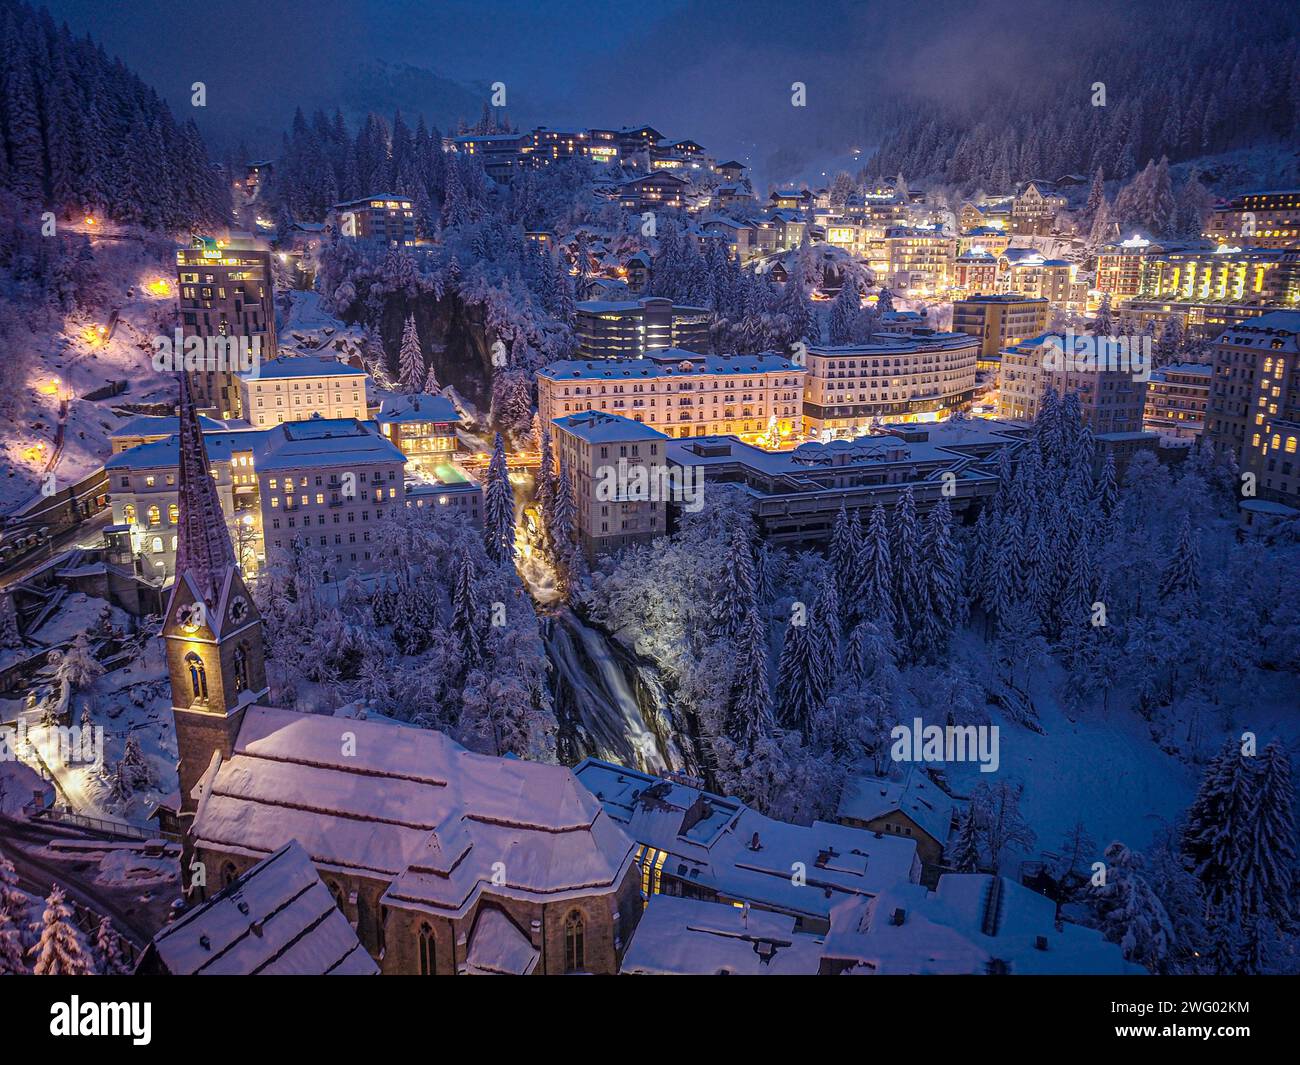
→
(189, 706, 636, 918)
(144, 841, 377, 975)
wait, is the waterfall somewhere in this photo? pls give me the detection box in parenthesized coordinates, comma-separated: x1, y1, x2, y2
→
(544, 607, 684, 775)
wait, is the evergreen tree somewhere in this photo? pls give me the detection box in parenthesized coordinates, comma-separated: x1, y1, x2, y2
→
(829, 503, 859, 619)
(30, 885, 93, 975)
(774, 613, 820, 742)
(398, 314, 424, 394)
(536, 428, 556, 546)
(483, 433, 516, 564)
(1158, 514, 1200, 606)
(728, 607, 773, 751)
(1183, 739, 1258, 913)
(1252, 741, 1296, 925)
(716, 524, 759, 642)
(891, 486, 923, 646)
(94, 915, 130, 975)
(922, 497, 964, 657)
(948, 807, 983, 873)
(1092, 842, 1174, 973)
(450, 548, 485, 671)
(856, 503, 893, 638)
(828, 278, 861, 344)
(0, 910, 25, 975)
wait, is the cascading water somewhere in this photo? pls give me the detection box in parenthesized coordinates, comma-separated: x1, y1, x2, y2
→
(544, 608, 685, 774)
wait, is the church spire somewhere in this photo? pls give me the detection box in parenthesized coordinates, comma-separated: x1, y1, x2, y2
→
(174, 371, 235, 603)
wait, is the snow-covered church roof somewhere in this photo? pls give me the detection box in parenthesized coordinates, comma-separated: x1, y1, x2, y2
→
(141, 841, 378, 975)
(190, 706, 636, 918)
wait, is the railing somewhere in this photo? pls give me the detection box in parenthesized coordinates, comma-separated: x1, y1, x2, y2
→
(23, 801, 179, 843)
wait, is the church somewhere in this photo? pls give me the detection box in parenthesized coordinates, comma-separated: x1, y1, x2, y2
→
(157, 373, 642, 975)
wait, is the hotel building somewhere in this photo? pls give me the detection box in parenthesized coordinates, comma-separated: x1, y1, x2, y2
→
(1206, 190, 1300, 249)
(801, 332, 980, 438)
(997, 333, 1148, 434)
(176, 234, 277, 420)
(1010, 182, 1067, 236)
(331, 194, 417, 247)
(238, 357, 369, 428)
(951, 294, 1051, 360)
(538, 350, 805, 442)
(550, 410, 670, 559)
(1206, 312, 1300, 501)
(574, 297, 711, 360)
(1143, 363, 1212, 446)
(885, 224, 955, 295)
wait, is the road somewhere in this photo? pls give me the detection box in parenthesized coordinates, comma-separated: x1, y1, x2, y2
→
(0, 816, 173, 947)
(0, 507, 113, 590)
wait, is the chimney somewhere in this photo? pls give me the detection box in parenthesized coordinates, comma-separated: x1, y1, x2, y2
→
(891, 908, 907, 926)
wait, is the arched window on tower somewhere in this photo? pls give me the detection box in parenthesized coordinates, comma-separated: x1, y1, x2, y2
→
(418, 922, 435, 975)
(147, 504, 161, 526)
(233, 643, 249, 694)
(123, 503, 136, 525)
(185, 652, 208, 701)
(564, 910, 585, 972)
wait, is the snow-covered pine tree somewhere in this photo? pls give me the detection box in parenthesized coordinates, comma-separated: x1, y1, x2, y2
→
(1092, 841, 1174, 973)
(483, 433, 516, 565)
(774, 613, 820, 743)
(1084, 167, 1106, 224)
(715, 524, 759, 642)
(922, 497, 964, 656)
(1091, 293, 1115, 337)
(875, 288, 895, 315)
(0, 594, 20, 648)
(1182, 738, 1258, 912)
(30, 885, 93, 975)
(398, 314, 423, 394)
(1251, 740, 1296, 925)
(422, 360, 442, 395)
(829, 503, 860, 621)
(890, 486, 923, 645)
(0, 910, 25, 976)
(728, 606, 774, 751)
(0, 856, 26, 919)
(94, 915, 131, 975)
(450, 548, 486, 672)
(827, 279, 860, 344)
(536, 428, 556, 546)
(948, 807, 983, 873)
(1158, 514, 1200, 607)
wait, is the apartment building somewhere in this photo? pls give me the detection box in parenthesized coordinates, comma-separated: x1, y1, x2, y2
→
(1143, 362, 1212, 445)
(661, 419, 1023, 546)
(550, 410, 670, 559)
(616, 172, 688, 212)
(374, 392, 461, 469)
(1136, 245, 1296, 304)
(1206, 190, 1300, 249)
(451, 132, 523, 183)
(997, 333, 1148, 433)
(538, 350, 805, 442)
(1096, 236, 1160, 299)
(331, 194, 417, 247)
(104, 417, 478, 582)
(801, 332, 980, 438)
(1010, 182, 1067, 236)
(1124, 299, 1277, 338)
(951, 294, 1051, 360)
(238, 357, 368, 428)
(574, 296, 711, 360)
(885, 224, 955, 295)
(997, 249, 1080, 307)
(1205, 312, 1300, 495)
(952, 250, 999, 295)
(176, 234, 277, 419)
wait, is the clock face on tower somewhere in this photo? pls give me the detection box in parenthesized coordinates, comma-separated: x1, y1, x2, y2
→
(230, 596, 249, 624)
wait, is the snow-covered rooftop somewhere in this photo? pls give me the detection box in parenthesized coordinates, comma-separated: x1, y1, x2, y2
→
(144, 841, 378, 975)
(622, 895, 823, 975)
(552, 410, 669, 444)
(191, 707, 636, 919)
(575, 760, 920, 922)
(243, 356, 366, 380)
(821, 873, 1142, 975)
(539, 350, 800, 381)
(374, 392, 461, 425)
(837, 767, 959, 844)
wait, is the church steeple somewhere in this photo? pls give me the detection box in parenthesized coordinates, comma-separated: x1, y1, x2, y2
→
(163, 373, 267, 817)
(174, 370, 236, 604)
